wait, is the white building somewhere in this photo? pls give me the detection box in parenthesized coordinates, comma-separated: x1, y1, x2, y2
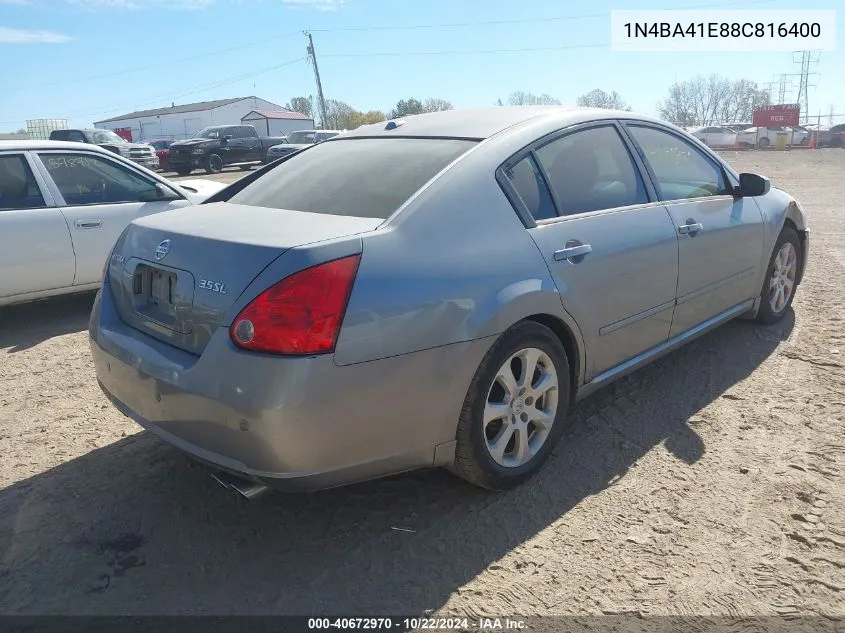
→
(240, 110, 314, 136)
(94, 96, 285, 142)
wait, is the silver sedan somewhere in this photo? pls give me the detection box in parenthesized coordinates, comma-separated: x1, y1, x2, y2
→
(90, 107, 808, 495)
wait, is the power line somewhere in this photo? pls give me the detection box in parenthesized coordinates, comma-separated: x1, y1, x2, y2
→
(12, 57, 308, 124)
(320, 43, 609, 59)
(308, 0, 778, 33)
(6, 32, 303, 93)
(5, 0, 778, 93)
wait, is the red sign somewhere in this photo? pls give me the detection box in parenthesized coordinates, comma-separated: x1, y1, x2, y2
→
(115, 127, 133, 142)
(753, 104, 800, 127)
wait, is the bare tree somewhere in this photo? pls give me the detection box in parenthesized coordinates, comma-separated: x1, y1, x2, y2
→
(658, 75, 769, 127)
(576, 89, 631, 111)
(323, 99, 357, 129)
(422, 98, 454, 113)
(286, 96, 314, 118)
(507, 91, 561, 106)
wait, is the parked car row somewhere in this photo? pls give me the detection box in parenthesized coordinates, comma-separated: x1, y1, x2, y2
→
(59, 123, 349, 177)
(689, 124, 811, 149)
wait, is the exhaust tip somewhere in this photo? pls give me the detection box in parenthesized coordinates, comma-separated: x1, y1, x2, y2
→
(211, 471, 270, 500)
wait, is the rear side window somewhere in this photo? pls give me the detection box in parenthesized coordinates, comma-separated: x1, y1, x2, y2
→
(228, 138, 476, 219)
(504, 155, 557, 221)
(534, 125, 648, 216)
(0, 155, 46, 210)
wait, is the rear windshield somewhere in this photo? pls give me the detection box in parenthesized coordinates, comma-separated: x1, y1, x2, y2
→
(228, 137, 477, 219)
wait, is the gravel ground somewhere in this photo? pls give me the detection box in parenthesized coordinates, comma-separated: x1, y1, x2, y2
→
(0, 150, 843, 617)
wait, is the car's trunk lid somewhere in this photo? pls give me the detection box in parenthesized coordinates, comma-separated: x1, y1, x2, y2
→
(108, 202, 382, 355)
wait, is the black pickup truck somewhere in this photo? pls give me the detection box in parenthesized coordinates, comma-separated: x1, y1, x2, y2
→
(168, 125, 287, 175)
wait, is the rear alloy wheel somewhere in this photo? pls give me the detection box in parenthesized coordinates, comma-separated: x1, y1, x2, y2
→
(757, 227, 801, 324)
(453, 321, 570, 490)
(758, 137, 770, 149)
(205, 153, 223, 174)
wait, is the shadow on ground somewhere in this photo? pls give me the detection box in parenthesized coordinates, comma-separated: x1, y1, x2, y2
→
(0, 311, 794, 615)
(0, 292, 95, 353)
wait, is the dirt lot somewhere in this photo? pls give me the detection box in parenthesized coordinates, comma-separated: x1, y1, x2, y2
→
(170, 165, 254, 185)
(1, 150, 844, 617)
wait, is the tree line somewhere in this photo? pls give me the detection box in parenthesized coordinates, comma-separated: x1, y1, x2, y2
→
(285, 75, 771, 130)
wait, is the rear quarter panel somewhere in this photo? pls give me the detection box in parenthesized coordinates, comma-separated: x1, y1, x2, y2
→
(333, 121, 591, 383)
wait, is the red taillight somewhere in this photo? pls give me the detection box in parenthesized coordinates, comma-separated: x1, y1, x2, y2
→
(230, 254, 361, 355)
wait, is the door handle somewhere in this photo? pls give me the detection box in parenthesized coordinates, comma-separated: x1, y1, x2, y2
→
(554, 242, 593, 263)
(678, 220, 703, 236)
(75, 219, 102, 229)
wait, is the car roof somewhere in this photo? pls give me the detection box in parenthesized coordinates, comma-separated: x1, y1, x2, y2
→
(0, 139, 110, 151)
(341, 106, 653, 140)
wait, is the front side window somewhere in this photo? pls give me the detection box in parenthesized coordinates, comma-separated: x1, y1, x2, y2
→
(503, 155, 557, 221)
(534, 125, 648, 216)
(90, 130, 126, 144)
(228, 137, 476, 219)
(627, 125, 729, 201)
(0, 155, 46, 210)
(38, 153, 159, 206)
(195, 127, 221, 139)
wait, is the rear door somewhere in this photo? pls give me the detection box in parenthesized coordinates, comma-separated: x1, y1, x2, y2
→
(623, 123, 764, 337)
(32, 150, 192, 286)
(0, 152, 75, 299)
(505, 122, 680, 380)
(238, 126, 262, 161)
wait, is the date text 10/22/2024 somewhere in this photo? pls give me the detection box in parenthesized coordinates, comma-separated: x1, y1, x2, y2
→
(307, 617, 527, 630)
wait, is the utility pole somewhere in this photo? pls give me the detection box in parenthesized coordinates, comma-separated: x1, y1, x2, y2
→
(791, 50, 821, 124)
(304, 31, 328, 129)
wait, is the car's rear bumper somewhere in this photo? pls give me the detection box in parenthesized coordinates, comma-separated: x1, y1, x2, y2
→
(89, 283, 489, 491)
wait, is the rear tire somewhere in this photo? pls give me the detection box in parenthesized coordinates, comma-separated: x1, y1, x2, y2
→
(205, 154, 223, 174)
(175, 168, 192, 176)
(453, 321, 570, 490)
(756, 227, 801, 324)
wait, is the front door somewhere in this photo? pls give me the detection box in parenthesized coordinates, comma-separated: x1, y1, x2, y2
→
(0, 153, 75, 299)
(503, 123, 680, 380)
(623, 123, 765, 337)
(33, 150, 191, 286)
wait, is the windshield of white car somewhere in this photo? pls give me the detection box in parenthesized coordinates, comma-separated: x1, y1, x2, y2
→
(195, 128, 221, 139)
(91, 130, 126, 144)
(229, 137, 477, 219)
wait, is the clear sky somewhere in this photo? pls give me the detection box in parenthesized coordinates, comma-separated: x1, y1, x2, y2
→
(0, 0, 842, 130)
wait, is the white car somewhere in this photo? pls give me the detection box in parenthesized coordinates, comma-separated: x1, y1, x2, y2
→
(737, 127, 803, 149)
(0, 140, 226, 307)
(689, 125, 738, 148)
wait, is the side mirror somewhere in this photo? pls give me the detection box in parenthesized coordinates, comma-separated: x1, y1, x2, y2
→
(140, 183, 181, 202)
(738, 172, 770, 197)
